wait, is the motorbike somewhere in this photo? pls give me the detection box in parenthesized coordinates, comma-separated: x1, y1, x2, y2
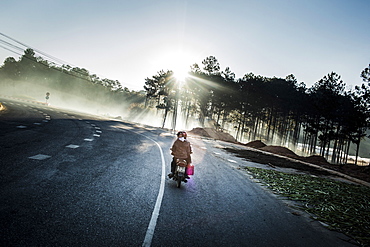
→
(172, 158, 189, 188)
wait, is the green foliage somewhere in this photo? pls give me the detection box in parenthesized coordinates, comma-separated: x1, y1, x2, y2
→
(245, 167, 370, 246)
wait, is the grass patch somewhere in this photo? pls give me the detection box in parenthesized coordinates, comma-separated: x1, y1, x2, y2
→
(245, 167, 370, 246)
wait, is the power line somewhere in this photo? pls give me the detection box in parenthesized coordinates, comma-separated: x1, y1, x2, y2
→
(0, 39, 24, 54)
(0, 33, 97, 83)
(0, 44, 23, 56)
(0, 32, 74, 67)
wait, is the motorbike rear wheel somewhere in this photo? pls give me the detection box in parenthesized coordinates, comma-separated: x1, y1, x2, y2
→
(176, 177, 181, 188)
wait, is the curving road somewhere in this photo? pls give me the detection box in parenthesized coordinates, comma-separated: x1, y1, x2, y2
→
(0, 97, 355, 246)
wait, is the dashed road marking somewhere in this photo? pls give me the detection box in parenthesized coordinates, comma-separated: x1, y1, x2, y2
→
(84, 138, 93, 141)
(228, 159, 237, 163)
(93, 134, 100, 137)
(96, 130, 102, 133)
(29, 154, 51, 160)
(213, 152, 221, 155)
(66, 144, 79, 149)
(16, 125, 27, 129)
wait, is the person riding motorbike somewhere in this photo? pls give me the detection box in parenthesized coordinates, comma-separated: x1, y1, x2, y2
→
(168, 131, 192, 179)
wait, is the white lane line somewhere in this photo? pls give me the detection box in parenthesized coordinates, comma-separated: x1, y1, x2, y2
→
(33, 123, 42, 125)
(201, 147, 207, 150)
(84, 138, 93, 141)
(96, 130, 102, 133)
(29, 154, 51, 160)
(140, 135, 166, 247)
(16, 125, 27, 129)
(228, 159, 237, 163)
(213, 152, 221, 155)
(66, 144, 79, 149)
(93, 134, 100, 137)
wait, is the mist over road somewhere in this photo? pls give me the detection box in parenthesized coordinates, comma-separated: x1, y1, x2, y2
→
(0, 98, 354, 246)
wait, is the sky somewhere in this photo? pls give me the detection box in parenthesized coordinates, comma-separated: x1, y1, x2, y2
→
(0, 0, 369, 91)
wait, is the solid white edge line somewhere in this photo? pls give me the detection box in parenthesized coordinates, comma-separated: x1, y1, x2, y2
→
(120, 128, 166, 246)
(140, 135, 166, 247)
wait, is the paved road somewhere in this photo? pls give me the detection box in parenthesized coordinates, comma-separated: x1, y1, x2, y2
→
(0, 98, 355, 246)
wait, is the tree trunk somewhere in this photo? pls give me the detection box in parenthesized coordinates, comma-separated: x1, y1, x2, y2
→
(162, 108, 168, 129)
(355, 137, 361, 166)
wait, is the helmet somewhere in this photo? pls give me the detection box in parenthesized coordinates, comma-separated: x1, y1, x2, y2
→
(176, 131, 187, 138)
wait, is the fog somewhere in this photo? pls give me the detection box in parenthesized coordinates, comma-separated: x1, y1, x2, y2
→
(1, 79, 369, 161)
(0, 79, 194, 131)
(2, 80, 126, 117)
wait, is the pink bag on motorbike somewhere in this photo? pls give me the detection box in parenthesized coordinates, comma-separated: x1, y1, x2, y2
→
(187, 164, 194, 175)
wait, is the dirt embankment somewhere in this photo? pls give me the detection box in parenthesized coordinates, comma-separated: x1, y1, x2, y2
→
(189, 127, 237, 143)
(243, 140, 370, 183)
(189, 128, 370, 183)
(244, 140, 330, 166)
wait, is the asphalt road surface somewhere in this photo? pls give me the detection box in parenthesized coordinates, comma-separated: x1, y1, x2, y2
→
(0, 98, 355, 246)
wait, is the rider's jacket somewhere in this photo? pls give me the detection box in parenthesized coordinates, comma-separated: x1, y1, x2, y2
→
(171, 138, 192, 159)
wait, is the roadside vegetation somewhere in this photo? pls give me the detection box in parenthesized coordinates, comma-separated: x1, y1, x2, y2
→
(244, 167, 370, 246)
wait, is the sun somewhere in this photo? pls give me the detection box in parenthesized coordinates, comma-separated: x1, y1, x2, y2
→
(169, 50, 193, 82)
(153, 49, 196, 82)
(173, 64, 188, 82)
